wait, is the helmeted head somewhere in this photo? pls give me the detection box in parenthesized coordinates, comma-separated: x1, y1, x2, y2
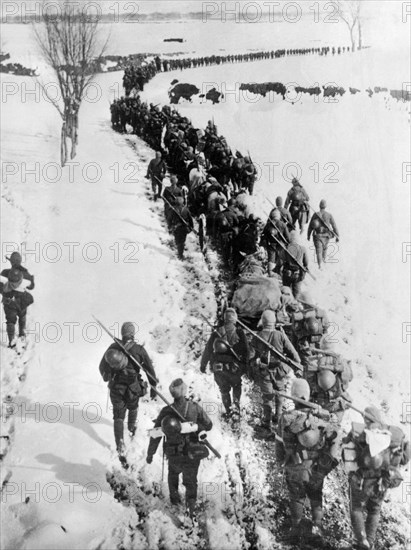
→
(319, 199, 327, 209)
(8, 268, 23, 289)
(156, 151, 162, 159)
(292, 177, 300, 186)
(291, 379, 310, 401)
(364, 406, 384, 430)
(317, 369, 337, 391)
(169, 378, 188, 399)
(105, 348, 128, 371)
(224, 307, 238, 325)
(10, 251, 22, 267)
(161, 415, 182, 437)
(298, 291, 314, 306)
(244, 156, 251, 164)
(275, 196, 283, 207)
(170, 175, 178, 185)
(121, 322, 136, 339)
(281, 286, 293, 298)
(261, 309, 276, 330)
(297, 428, 321, 449)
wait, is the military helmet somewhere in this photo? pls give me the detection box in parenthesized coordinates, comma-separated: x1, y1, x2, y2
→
(104, 349, 128, 371)
(213, 338, 229, 354)
(10, 251, 22, 266)
(304, 316, 322, 335)
(8, 268, 23, 284)
(319, 199, 327, 209)
(320, 336, 335, 352)
(297, 428, 321, 449)
(317, 369, 337, 391)
(161, 415, 182, 437)
(311, 218, 321, 230)
(291, 379, 310, 401)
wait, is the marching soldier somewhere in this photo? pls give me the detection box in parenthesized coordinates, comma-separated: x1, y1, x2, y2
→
(307, 200, 339, 269)
(0, 253, 35, 348)
(279, 231, 309, 298)
(260, 209, 290, 276)
(200, 308, 249, 418)
(284, 178, 310, 233)
(99, 322, 157, 466)
(342, 406, 410, 549)
(146, 378, 213, 517)
(250, 310, 300, 432)
(276, 379, 340, 545)
(146, 151, 167, 201)
(170, 196, 194, 260)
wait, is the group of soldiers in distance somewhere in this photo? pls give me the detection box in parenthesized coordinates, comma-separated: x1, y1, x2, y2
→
(121, 44, 350, 96)
(106, 84, 411, 549)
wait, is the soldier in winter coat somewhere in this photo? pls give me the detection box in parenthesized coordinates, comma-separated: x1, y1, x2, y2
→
(342, 406, 410, 550)
(170, 196, 194, 260)
(99, 322, 157, 464)
(279, 231, 309, 297)
(260, 209, 290, 276)
(200, 308, 249, 418)
(250, 310, 300, 431)
(307, 200, 339, 269)
(146, 378, 213, 516)
(284, 178, 310, 233)
(0, 252, 35, 348)
(146, 151, 167, 201)
(275, 379, 340, 545)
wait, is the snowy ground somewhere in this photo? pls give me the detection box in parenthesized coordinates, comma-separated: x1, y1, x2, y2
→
(1, 5, 411, 549)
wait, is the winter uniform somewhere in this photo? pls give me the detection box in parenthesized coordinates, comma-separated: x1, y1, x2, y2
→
(342, 406, 410, 549)
(147, 379, 213, 515)
(0, 261, 34, 347)
(99, 322, 157, 454)
(276, 380, 339, 543)
(200, 308, 249, 416)
(260, 212, 290, 276)
(280, 232, 309, 297)
(251, 310, 300, 428)
(146, 154, 167, 200)
(170, 197, 194, 259)
(284, 180, 310, 232)
(307, 201, 339, 269)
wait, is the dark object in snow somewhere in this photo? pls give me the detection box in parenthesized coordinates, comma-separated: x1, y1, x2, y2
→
(164, 38, 185, 43)
(169, 83, 200, 104)
(323, 85, 346, 98)
(350, 87, 361, 94)
(205, 87, 222, 104)
(390, 89, 411, 102)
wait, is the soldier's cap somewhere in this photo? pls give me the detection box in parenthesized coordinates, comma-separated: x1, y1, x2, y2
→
(319, 199, 327, 209)
(275, 196, 283, 206)
(224, 307, 238, 323)
(121, 322, 136, 338)
(169, 378, 188, 398)
(364, 405, 384, 428)
(8, 268, 23, 284)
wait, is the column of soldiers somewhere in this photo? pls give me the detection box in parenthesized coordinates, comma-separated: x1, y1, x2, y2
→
(105, 90, 409, 547)
(120, 45, 350, 95)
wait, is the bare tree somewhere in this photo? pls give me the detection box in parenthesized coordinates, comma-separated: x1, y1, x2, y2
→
(337, 1, 363, 52)
(34, 0, 109, 166)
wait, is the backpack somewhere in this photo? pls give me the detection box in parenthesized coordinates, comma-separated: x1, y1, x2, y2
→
(346, 423, 408, 489)
(291, 308, 325, 343)
(110, 342, 147, 396)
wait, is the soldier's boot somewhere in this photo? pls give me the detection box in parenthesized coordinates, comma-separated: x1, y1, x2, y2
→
(127, 408, 138, 437)
(272, 394, 284, 425)
(260, 404, 272, 430)
(6, 322, 16, 348)
(186, 498, 197, 519)
(365, 501, 381, 548)
(311, 503, 324, 538)
(221, 392, 232, 418)
(232, 385, 242, 416)
(351, 507, 370, 549)
(283, 501, 304, 544)
(18, 315, 27, 338)
(114, 419, 128, 468)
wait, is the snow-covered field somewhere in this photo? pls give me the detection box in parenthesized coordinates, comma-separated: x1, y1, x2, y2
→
(1, 3, 410, 549)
